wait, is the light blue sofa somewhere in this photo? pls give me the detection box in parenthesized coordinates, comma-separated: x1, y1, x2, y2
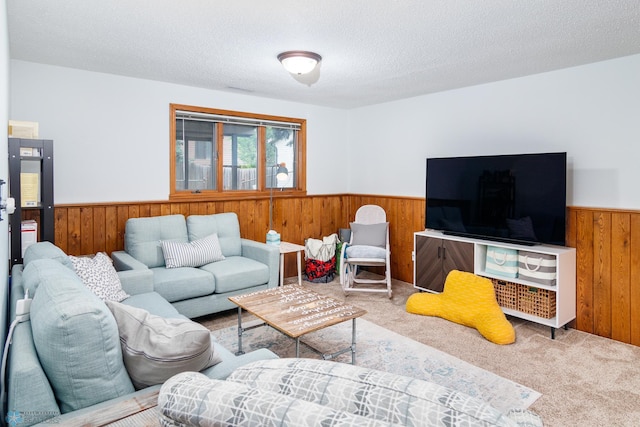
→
(111, 212, 280, 318)
(5, 242, 278, 426)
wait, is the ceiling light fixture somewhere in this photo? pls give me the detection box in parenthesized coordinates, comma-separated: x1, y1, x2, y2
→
(277, 51, 322, 75)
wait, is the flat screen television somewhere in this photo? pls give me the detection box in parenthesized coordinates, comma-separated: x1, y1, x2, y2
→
(425, 152, 567, 246)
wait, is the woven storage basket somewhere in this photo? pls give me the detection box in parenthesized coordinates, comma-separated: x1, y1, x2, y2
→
(491, 279, 518, 310)
(517, 286, 556, 318)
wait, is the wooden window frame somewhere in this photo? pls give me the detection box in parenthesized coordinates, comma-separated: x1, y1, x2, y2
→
(170, 104, 307, 201)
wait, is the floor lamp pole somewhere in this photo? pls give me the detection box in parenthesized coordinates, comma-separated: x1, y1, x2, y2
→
(269, 165, 275, 231)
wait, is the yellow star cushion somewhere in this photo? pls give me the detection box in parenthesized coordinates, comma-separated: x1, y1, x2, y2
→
(406, 270, 515, 345)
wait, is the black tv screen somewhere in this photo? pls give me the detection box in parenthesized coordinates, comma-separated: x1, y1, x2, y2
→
(426, 152, 567, 246)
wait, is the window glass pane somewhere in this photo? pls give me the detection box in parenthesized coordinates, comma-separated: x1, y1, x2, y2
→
(176, 119, 216, 191)
(223, 124, 257, 190)
(265, 127, 296, 189)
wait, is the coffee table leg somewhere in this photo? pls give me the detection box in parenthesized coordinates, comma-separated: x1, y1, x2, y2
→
(351, 318, 357, 365)
(236, 307, 244, 355)
(296, 337, 300, 358)
(280, 252, 285, 286)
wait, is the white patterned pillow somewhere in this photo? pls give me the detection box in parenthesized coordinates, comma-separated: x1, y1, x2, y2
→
(161, 233, 225, 268)
(69, 252, 130, 302)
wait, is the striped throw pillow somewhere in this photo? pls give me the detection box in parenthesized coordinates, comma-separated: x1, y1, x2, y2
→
(161, 233, 225, 268)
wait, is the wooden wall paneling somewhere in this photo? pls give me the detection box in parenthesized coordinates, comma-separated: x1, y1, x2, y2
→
(308, 197, 327, 240)
(160, 203, 173, 216)
(149, 204, 162, 217)
(255, 199, 269, 242)
(105, 206, 118, 255)
(281, 197, 302, 244)
(66, 208, 82, 256)
(91, 207, 106, 255)
(324, 196, 341, 238)
(169, 203, 188, 217)
(610, 212, 631, 343)
(397, 198, 423, 283)
(338, 196, 348, 233)
(256, 199, 266, 242)
(203, 202, 217, 215)
(384, 198, 400, 281)
(248, 199, 261, 242)
(564, 208, 577, 328)
(50, 200, 640, 347)
(138, 204, 151, 218)
(54, 207, 68, 253)
(279, 197, 300, 278)
(80, 207, 95, 255)
(247, 200, 258, 240)
(128, 204, 140, 219)
(574, 208, 594, 333)
(116, 205, 129, 252)
(187, 202, 198, 216)
(593, 211, 612, 338)
(630, 213, 640, 346)
(299, 198, 316, 245)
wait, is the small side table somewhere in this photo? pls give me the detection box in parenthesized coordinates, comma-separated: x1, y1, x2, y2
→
(279, 242, 305, 286)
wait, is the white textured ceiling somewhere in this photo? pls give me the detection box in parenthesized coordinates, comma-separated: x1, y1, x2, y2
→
(7, 0, 640, 109)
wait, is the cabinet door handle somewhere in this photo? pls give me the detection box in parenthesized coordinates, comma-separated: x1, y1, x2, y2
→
(438, 246, 441, 259)
(442, 247, 446, 260)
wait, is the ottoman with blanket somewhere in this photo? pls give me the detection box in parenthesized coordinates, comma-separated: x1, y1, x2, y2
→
(158, 358, 543, 427)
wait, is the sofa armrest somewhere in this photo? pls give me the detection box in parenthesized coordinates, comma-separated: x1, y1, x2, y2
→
(111, 250, 148, 271)
(33, 387, 160, 427)
(112, 251, 154, 295)
(240, 239, 279, 288)
(8, 321, 60, 425)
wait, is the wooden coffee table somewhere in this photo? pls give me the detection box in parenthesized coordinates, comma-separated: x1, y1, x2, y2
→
(228, 286, 367, 364)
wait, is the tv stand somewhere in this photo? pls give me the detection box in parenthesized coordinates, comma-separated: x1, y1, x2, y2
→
(442, 230, 537, 247)
(414, 230, 576, 338)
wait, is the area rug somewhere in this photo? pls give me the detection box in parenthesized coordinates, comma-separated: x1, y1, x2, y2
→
(210, 317, 541, 412)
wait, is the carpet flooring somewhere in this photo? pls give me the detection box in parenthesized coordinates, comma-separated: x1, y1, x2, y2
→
(198, 275, 640, 426)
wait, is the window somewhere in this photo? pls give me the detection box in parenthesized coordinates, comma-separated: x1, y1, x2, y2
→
(170, 104, 306, 199)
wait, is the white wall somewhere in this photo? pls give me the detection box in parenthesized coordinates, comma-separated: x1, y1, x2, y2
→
(349, 54, 640, 209)
(9, 61, 350, 203)
(9, 54, 640, 210)
(1, 0, 10, 341)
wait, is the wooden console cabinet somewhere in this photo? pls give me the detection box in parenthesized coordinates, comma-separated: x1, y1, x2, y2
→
(414, 230, 576, 337)
(414, 234, 473, 292)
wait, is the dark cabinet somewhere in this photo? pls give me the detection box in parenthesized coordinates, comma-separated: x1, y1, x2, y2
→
(414, 234, 473, 292)
(8, 138, 54, 266)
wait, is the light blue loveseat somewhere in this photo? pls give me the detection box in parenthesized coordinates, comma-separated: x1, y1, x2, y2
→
(111, 212, 280, 318)
(5, 242, 277, 426)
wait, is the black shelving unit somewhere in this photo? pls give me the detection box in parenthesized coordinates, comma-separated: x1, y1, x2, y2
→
(8, 138, 54, 266)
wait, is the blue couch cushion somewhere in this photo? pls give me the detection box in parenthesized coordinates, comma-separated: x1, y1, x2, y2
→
(187, 213, 242, 257)
(123, 291, 186, 319)
(200, 256, 269, 293)
(23, 241, 74, 270)
(29, 259, 135, 413)
(151, 267, 215, 303)
(125, 214, 188, 268)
